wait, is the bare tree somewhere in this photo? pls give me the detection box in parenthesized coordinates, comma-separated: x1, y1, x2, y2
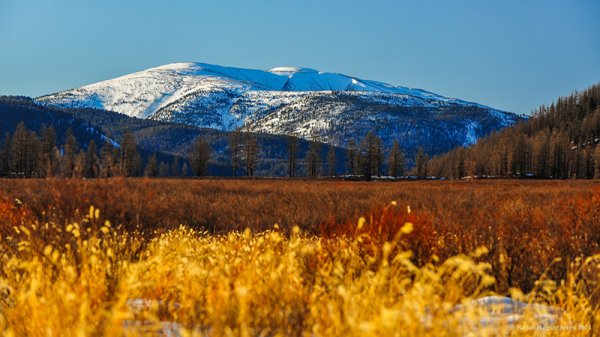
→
(243, 132, 259, 177)
(359, 132, 381, 181)
(305, 136, 321, 178)
(171, 156, 180, 177)
(388, 140, 405, 178)
(158, 161, 169, 177)
(415, 146, 429, 178)
(327, 144, 336, 176)
(0, 133, 10, 176)
(373, 136, 383, 177)
(63, 128, 78, 177)
(457, 147, 466, 178)
(41, 125, 57, 178)
(347, 138, 358, 175)
(119, 130, 141, 177)
(229, 131, 242, 177)
(287, 135, 298, 177)
(85, 140, 99, 178)
(73, 150, 86, 178)
(100, 141, 115, 178)
(181, 162, 189, 177)
(189, 136, 212, 177)
(144, 154, 158, 177)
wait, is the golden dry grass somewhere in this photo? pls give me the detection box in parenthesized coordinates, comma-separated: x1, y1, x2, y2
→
(0, 179, 599, 336)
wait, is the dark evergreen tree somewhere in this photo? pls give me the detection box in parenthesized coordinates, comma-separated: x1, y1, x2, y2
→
(0, 133, 9, 176)
(359, 132, 382, 181)
(85, 140, 99, 178)
(189, 136, 211, 177)
(305, 135, 321, 178)
(287, 135, 298, 177)
(347, 138, 358, 175)
(327, 144, 336, 176)
(243, 132, 258, 177)
(229, 131, 241, 177)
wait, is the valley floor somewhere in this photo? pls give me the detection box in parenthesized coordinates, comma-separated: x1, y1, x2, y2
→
(0, 179, 599, 336)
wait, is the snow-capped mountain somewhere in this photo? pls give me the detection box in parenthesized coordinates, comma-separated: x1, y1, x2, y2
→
(37, 62, 521, 155)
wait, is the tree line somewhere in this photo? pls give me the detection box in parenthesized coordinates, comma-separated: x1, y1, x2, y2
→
(192, 130, 412, 179)
(285, 131, 410, 180)
(0, 122, 418, 179)
(428, 83, 600, 179)
(0, 122, 190, 178)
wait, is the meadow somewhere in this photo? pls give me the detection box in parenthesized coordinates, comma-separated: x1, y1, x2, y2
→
(0, 179, 599, 336)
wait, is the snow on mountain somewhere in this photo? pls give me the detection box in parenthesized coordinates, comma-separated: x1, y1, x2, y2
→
(37, 62, 522, 155)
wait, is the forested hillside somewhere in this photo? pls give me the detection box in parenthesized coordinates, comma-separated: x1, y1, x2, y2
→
(0, 96, 197, 177)
(0, 96, 354, 177)
(0, 96, 109, 146)
(54, 104, 352, 177)
(429, 83, 600, 179)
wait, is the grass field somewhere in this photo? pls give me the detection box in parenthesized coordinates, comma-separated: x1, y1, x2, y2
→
(0, 179, 599, 336)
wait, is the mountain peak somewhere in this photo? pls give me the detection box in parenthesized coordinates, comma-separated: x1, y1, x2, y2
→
(268, 67, 319, 76)
(37, 61, 520, 152)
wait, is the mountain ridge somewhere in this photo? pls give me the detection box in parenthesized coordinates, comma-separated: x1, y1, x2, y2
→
(38, 61, 502, 114)
(37, 62, 523, 157)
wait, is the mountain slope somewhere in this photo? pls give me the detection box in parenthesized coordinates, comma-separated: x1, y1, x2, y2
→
(62, 105, 347, 176)
(428, 82, 600, 179)
(0, 96, 186, 173)
(0, 96, 348, 176)
(37, 62, 522, 156)
(0, 96, 113, 147)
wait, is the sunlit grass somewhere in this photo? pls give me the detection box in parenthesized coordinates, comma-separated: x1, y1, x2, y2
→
(1, 206, 598, 336)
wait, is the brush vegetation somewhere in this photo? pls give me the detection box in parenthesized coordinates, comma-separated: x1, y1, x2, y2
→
(0, 179, 599, 336)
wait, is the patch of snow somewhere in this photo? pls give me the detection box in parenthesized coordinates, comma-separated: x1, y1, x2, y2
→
(463, 121, 480, 146)
(268, 66, 319, 76)
(122, 320, 181, 337)
(101, 134, 120, 148)
(447, 296, 561, 336)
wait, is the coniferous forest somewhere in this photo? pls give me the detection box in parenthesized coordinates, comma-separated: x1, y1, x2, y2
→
(0, 97, 401, 179)
(429, 83, 600, 179)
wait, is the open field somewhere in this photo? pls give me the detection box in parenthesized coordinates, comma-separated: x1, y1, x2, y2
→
(1, 179, 600, 336)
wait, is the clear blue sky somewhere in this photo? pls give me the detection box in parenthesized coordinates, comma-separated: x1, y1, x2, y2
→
(1, 0, 599, 114)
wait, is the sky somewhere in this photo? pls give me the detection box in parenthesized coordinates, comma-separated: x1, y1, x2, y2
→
(0, 0, 599, 115)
